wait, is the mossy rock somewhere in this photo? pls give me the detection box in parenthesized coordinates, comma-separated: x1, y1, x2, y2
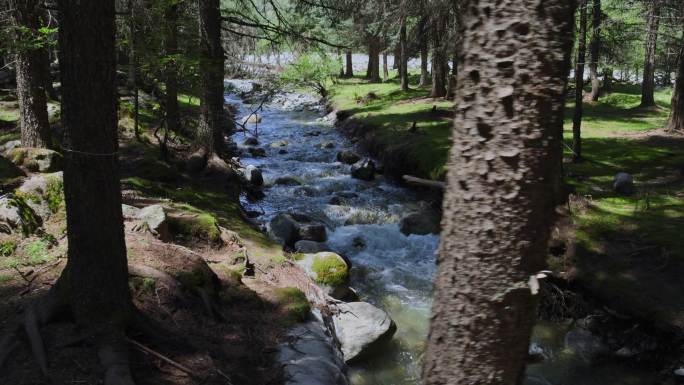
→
(168, 209, 222, 245)
(295, 252, 350, 294)
(0, 155, 25, 185)
(8, 147, 62, 173)
(273, 287, 310, 324)
(0, 195, 42, 236)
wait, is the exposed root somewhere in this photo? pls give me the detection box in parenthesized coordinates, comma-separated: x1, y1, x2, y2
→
(98, 339, 136, 385)
(24, 305, 48, 376)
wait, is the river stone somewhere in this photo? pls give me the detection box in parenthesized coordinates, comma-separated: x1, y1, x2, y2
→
(244, 165, 263, 186)
(399, 211, 440, 236)
(333, 302, 397, 362)
(298, 222, 327, 242)
(243, 114, 262, 124)
(135, 204, 171, 241)
(613, 172, 634, 195)
(277, 316, 349, 385)
(243, 137, 259, 146)
(295, 240, 328, 253)
(564, 327, 609, 363)
(295, 252, 349, 298)
(269, 213, 299, 245)
(8, 147, 63, 172)
(248, 147, 267, 157)
(336, 151, 360, 165)
(320, 141, 335, 149)
(351, 159, 375, 181)
(270, 140, 289, 148)
(275, 176, 302, 186)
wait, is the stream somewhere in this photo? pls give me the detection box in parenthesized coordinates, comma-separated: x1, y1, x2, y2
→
(225, 80, 658, 385)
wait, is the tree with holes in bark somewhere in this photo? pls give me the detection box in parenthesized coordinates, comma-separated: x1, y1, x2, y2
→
(573, 0, 588, 161)
(640, 0, 662, 108)
(422, 0, 576, 384)
(589, 0, 601, 101)
(198, 0, 226, 156)
(9, 0, 51, 149)
(667, 15, 684, 132)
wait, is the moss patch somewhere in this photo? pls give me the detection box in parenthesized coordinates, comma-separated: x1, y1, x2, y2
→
(311, 253, 348, 286)
(273, 287, 310, 324)
(168, 205, 222, 244)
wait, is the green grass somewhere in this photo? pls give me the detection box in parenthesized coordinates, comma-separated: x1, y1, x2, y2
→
(25, 239, 51, 265)
(329, 76, 454, 180)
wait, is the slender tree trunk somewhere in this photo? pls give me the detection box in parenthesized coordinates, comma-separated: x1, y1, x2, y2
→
(399, 13, 409, 91)
(128, 0, 140, 141)
(419, 40, 429, 87)
(573, 0, 588, 161)
(430, 15, 447, 98)
(589, 0, 601, 101)
(366, 43, 373, 78)
(668, 28, 684, 132)
(603, 66, 613, 93)
(393, 44, 400, 69)
(57, 1, 135, 383)
(345, 50, 354, 77)
(368, 40, 381, 83)
(446, 53, 458, 99)
(164, 2, 180, 134)
(641, 0, 662, 107)
(9, 0, 51, 148)
(383, 52, 389, 82)
(198, 0, 225, 155)
(423, 0, 576, 383)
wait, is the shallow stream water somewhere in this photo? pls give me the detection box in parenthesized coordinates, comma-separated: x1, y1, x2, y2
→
(225, 80, 657, 385)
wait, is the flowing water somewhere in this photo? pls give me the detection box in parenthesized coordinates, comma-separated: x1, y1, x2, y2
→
(226, 81, 657, 385)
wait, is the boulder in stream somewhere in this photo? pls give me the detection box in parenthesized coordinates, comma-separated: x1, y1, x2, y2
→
(243, 137, 259, 146)
(243, 165, 263, 186)
(275, 176, 302, 186)
(248, 147, 267, 157)
(333, 302, 397, 362)
(295, 240, 328, 253)
(399, 210, 440, 236)
(351, 159, 375, 181)
(295, 252, 350, 299)
(336, 151, 361, 165)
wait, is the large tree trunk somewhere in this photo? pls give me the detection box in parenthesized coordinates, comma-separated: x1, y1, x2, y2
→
(589, 0, 601, 101)
(640, 0, 661, 107)
(198, 0, 225, 155)
(419, 40, 429, 87)
(164, 2, 180, 134)
(345, 50, 354, 77)
(668, 28, 684, 132)
(399, 13, 409, 91)
(429, 15, 447, 98)
(9, 0, 51, 148)
(573, 0, 588, 161)
(423, 0, 576, 384)
(57, 1, 135, 383)
(368, 40, 381, 83)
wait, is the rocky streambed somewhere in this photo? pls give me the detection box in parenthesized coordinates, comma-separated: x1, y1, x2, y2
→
(226, 80, 674, 385)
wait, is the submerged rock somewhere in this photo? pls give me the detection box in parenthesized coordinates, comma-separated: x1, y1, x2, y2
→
(248, 147, 267, 157)
(243, 137, 259, 146)
(613, 172, 634, 195)
(399, 211, 440, 236)
(333, 302, 397, 362)
(351, 159, 375, 181)
(243, 114, 262, 124)
(320, 141, 335, 149)
(336, 151, 361, 165)
(243, 165, 264, 186)
(275, 176, 302, 186)
(270, 140, 289, 148)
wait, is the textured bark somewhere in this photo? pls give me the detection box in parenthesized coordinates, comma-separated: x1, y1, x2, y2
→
(399, 13, 409, 91)
(58, 0, 132, 329)
(198, 0, 225, 154)
(589, 0, 601, 101)
(345, 50, 354, 77)
(128, 0, 140, 140)
(430, 15, 447, 98)
(668, 29, 684, 132)
(573, 0, 588, 161)
(423, 0, 576, 384)
(164, 2, 180, 134)
(420, 41, 429, 87)
(640, 0, 661, 107)
(9, 0, 51, 148)
(367, 40, 381, 83)
(383, 52, 389, 82)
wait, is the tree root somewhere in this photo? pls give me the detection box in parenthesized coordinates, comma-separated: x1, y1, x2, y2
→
(98, 339, 136, 385)
(24, 305, 48, 376)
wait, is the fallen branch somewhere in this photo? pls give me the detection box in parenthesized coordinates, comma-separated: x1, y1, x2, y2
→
(402, 175, 446, 190)
(126, 337, 194, 377)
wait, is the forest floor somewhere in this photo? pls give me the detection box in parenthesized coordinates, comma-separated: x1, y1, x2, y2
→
(330, 76, 684, 332)
(0, 88, 306, 385)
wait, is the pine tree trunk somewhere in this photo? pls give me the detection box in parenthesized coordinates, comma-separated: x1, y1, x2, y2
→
(368, 41, 381, 83)
(198, 0, 225, 154)
(573, 0, 588, 161)
(668, 29, 684, 132)
(58, 0, 133, 335)
(641, 0, 661, 107)
(589, 0, 601, 101)
(423, 0, 575, 384)
(345, 50, 354, 77)
(399, 14, 409, 91)
(366, 43, 373, 78)
(164, 2, 180, 134)
(430, 15, 447, 98)
(10, 0, 51, 148)
(383, 52, 389, 82)
(419, 41, 429, 87)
